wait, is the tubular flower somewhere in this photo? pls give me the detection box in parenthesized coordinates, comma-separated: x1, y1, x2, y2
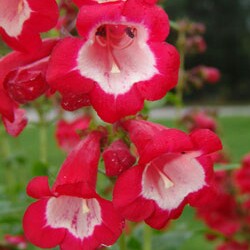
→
(0, 0, 59, 52)
(23, 132, 124, 250)
(55, 116, 91, 153)
(1, 39, 59, 104)
(103, 139, 136, 177)
(0, 85, 27, 136)
(113, 119, 222, 229)
(72, 0, 157, 8)
(47, 0, 180, 122)
(234, 153, 250, 194)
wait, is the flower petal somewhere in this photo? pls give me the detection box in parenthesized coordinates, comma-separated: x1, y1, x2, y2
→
(26, 176, 52, 199)
(2, 106, 27, 136)
(52, 132, 101, 193)
(190, 129, 222, 154)
(23, 199, 66, 248)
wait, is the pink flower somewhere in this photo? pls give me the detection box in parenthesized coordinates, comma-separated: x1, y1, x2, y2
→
(103, 139, 136, 176)
(0, 0, 59, 52)
(113, 119, 222, 229)
(4, 234, 27, 249)
(186, 35, 207, 54)
(0, 83, 27, 136)
(1, 39, 59, 104)
(55, 116, 91, 153)
(182, 109, 217, 132)
(234, 153, 250, 194)
(2, 106, 27, 137)
(197, 192, 241, 237)
(47, 0, 180, 122)
(217, 241, 249, 250)
(23, 132, 123, 249)
(200, 66, 221, 84)
(73, 0, 158, 7)
(197, 170, 241, 237)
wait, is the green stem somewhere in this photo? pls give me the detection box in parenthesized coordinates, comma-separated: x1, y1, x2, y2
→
(175, 30, 186, 122)
(39, 120, 48, 164)
(143, 224, 152, 250)
(34, 100, 48, 173)
(170, 20, 180, 31)
(119, 232, 127, 250)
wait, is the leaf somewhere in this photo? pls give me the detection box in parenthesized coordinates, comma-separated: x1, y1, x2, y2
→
(152, 230, 193, 250)
(32, 161, 49, 176)
(214, 163, 240, 171)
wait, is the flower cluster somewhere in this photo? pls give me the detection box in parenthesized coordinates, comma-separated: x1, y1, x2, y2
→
(0, 0, 224, 249)
(197, 153, 250, 249)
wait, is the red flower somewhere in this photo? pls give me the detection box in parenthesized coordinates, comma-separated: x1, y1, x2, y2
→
(197, 170, 241, 237)
(4, 234, 27, 249)
(181, 109, 217, 132)
(113, 119, 222, 229)
(103, 139, 136, 176)
(200, 66, 221, 84)
(55, 116, 91, 153)
(0, 0, 59, 52)
(23, 132, 123, 250)
(73, 0, 158, 7)
(2, 106, 27, 137)
(197, 192, 241, 237)
(217, 241, 249, 250)
(234, 153, 250, 194)
(1, 39, 59, 104)
(47, 0, 179, 122)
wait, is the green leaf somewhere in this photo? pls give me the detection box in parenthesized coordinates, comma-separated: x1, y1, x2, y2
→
(214, 163, 240, 171)
(152, 230, 193, 250)
(32, 161, 49, 176)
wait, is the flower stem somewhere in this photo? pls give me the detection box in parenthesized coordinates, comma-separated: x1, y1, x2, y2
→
(175, 29, 186, 122)
(119, 232, 127, 250)
(39, 119, 48, 165)
(143, 224, 152, 250)
(34, 100, 48, 174)
(170, 21, 180, 31)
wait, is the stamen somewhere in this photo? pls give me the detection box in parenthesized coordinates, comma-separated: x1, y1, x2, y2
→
(158, 170, 174, 189)
(95, 24, 137, 74)
(82, 200, 90, 214)
(18, 0, 24, 14)
(111, 61, 121, 74)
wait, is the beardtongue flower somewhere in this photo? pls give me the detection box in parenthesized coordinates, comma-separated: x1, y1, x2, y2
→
(217, 241, 249, 250)
(113, 119, 222, 229)
(0, 0, 59, 52)
(72, 0, 157, 8)
(2, 105, 27, 137)
(103, 139, 136, 176)
(197, 192, 241, 237)
(55, 116, 91, 153)
(1, 39, 59, 104)
(47, 0, 180, 122)
(200, 66, 221, 84)
(234, 153, 250, 194)
(23, 132, 124, 250)
(4, 234, 27, 249)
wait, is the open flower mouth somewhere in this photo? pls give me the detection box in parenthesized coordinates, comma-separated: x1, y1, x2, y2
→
(77, 23, 158, 96)
(46, 196, 102, 239)
(95, 24, 137, 74)
(141, 152, 205, 210)
(0, 0, 31, 37)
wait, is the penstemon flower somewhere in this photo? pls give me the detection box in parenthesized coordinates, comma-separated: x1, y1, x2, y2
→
(1, 39, 59, 104)
(0, 0, 59, 52)
(113, 119, 222, 229)
(47, 0, 180, 122)
(23, 132, 124, 249)
(55, 115, 91, 153)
